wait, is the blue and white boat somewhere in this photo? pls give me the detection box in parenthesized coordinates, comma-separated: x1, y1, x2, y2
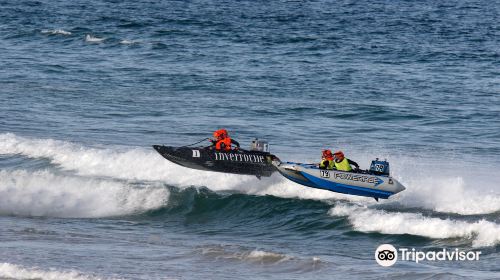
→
(273, 159, 406, 200)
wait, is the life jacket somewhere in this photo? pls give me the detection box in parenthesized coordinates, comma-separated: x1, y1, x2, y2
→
(215, 137, 232, 151)
(320, 159, 335, 170)
(334, 158, 352, 172)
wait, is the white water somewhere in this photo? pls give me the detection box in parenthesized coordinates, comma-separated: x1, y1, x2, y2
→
(199, 246, 292, 264)
(1, 133, 498, 216)
(0, 169, 168, 218)
(0, 262, 118, 280)
(3, 133, 498, 248)
(329, 203, 500, 248)
(41, 29, 72, 35)
(85, 34, 104, 42)
(119, 39, 139, 44)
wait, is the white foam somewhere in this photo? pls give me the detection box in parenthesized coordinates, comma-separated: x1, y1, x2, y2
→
(329, 204, 500, 247)
(120, 39, 138, 44)
(246, 250, 289, 262)
(0, 133, 175, 181)
(393, 175, 500, 215)
(1, 133, 499, 215)
(0, 133, 382, 201)
(0, 169, 168, 218)
(0, 133, 304, 195)
(0, 262, 116, 280)
(85, 34, 104, 42)
(41, 29, 72, 35)
(340, 150, 500, 215)
(199, 245, 291, 264)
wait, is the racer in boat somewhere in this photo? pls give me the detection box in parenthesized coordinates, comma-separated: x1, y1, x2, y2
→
(210, 129, 240, 151)
(333, 151, 360, 172)
(319, 149, 335, 170)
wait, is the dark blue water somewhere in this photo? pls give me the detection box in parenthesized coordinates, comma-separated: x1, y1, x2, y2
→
(0, 0, 499, 279)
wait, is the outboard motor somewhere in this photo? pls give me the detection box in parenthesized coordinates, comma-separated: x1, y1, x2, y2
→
(250, 138, 269, 153)
(369, 158, 390, 176)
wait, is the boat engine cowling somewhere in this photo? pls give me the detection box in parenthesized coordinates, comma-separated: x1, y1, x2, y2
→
(369, 159, 390, 176)
(250, 139, 269, 153)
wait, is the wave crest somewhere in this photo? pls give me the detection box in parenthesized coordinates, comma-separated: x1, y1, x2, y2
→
(41, 29, 72, 35)
(0, 262, 115, 280)
(0, 169, 169, 218)
(329, 204, 500, 247)
(85, 34, 104, 42)
(1, 133, 499, 216)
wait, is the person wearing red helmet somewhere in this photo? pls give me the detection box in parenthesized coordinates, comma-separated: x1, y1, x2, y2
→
(332, 150, 359, 172)
(210, 129, 240, 151)
(319, 149, 335, 170)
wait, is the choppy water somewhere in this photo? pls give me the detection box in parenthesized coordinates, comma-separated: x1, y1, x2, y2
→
(0, 0, 499, 279)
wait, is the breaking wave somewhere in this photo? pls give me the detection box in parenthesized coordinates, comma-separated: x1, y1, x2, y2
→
(0, 133, 499, 219)
(0, 169, 168, 218)
(199, 245, 292, 264)
(0, 262, 117, 280)
(394, 175, 500, 215)
(120, 39, 139, 44)
(41, 29, 72, 35)
(329, 204, 500, 248)
(85, 34, 105, 42)
(0, 133, 347, 200)
(197, 244, 323, 270)
(0, 133, 499, 248)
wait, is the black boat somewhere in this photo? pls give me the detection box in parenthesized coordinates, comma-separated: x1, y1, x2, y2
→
(152, 139, 279, 178)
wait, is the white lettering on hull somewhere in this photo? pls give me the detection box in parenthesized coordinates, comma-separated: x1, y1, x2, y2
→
(192, 150, 200, 158)
(334, 172, 383, 185)
(214, 152, 266, 163)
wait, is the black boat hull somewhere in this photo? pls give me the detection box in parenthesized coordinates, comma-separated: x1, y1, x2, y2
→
(153, 145, 279, 177)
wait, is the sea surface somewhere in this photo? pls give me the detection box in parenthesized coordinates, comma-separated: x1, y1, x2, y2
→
(0, 0, 499, 279)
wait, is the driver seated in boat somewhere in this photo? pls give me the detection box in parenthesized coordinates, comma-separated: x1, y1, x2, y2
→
(319, 149, 335, 170)
(333, 151, 360, 172)
(210, 129, 240, 152)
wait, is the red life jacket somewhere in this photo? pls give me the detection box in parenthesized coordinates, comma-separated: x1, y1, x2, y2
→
(215, 137, 232, 151)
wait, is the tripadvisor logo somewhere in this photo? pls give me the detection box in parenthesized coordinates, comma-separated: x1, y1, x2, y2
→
(375, 244, 482, 267)
(375, 244, 397, 267)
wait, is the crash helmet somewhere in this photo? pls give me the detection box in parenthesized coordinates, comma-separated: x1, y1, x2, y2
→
(219, 129, 228, 138)
(213, 131, 221, 139)
(214, 129, 228, 140)
(333, 151, 345, 161)
(322, 149, 333, 160)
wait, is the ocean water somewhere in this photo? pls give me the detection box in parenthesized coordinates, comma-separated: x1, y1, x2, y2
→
(0, 0, 499, 279)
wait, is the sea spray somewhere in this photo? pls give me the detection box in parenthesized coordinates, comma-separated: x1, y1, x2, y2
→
(0, 169, 168, 218)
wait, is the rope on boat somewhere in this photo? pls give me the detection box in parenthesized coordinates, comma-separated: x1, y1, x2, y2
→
(181, 138, 211, 147)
